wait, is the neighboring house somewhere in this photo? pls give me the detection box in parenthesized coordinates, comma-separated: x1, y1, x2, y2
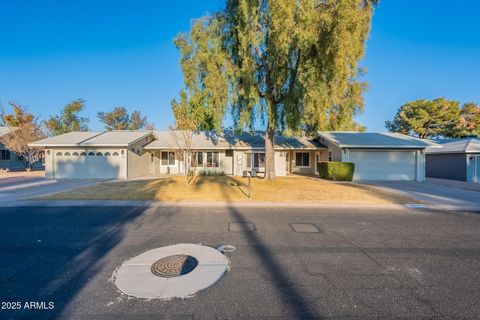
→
(317, 132, 436, 181)
(29, 130, 434, 181)
(426, 138, 480, 183)
(0, 126, 44, 170)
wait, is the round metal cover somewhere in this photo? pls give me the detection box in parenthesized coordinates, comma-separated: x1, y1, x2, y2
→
(151, 254, 198, 278)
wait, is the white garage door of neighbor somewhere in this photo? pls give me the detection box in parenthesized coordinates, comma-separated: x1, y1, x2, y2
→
(54, 150, 121, 178)
(349, 150, 416, 181)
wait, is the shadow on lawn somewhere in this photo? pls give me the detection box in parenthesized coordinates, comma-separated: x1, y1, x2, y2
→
(0, 205, 177, 319)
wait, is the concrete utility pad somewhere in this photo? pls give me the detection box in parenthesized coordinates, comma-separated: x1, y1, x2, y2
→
(229, 222, 256, 231)
(290, 223, 320, 233)
(114, 244, 229, 300)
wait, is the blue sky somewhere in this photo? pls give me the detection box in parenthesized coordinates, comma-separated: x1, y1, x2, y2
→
(1, 0, 479, 132)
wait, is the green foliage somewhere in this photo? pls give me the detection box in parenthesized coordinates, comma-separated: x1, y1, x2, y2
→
(97, 107, 153, 130)
(223, 0, 375, 132)
(386, 98, 479, 138)
(172, 17, 231, 131)
(317, 161, 355, 181)
(45, 99, 89, 136)
(198, 169, 225, 176)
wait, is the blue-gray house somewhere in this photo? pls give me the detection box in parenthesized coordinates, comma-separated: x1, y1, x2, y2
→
(0, 126, 44, 170)
(426, 138, 480, 183)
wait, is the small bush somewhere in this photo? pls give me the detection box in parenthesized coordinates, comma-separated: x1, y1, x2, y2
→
(317, 161, 355, 181)
(198, 169, 225, 176)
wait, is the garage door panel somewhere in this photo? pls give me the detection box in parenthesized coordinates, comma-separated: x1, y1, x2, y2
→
(54, 150, 120, 178)
(350, 151, 416, 181)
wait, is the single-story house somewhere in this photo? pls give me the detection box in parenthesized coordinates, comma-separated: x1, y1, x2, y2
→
(426, 137, 480, 183)
(317, 132, 436, 181)
(29, 130, 434, 181)
(0, 126, 43, 170)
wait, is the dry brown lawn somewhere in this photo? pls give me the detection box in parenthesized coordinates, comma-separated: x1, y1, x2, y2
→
(36, 175, 414, 204)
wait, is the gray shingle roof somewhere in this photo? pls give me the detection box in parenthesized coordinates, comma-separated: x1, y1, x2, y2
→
(29, 131, 153, 147)
(318, 132, 436, 148)
(426, 138, 480, 154)
(145, 130, 324, 150)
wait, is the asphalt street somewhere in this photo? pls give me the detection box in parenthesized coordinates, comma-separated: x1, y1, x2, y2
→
(1, 205, 480, 319)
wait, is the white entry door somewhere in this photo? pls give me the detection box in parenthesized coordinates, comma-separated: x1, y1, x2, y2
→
(349, 150, 416, 181)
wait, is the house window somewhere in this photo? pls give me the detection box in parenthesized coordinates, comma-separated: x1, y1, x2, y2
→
(295, 152, 310, 167)
(206, 152, 219, 168)
(225, 150, 233, 157)
(328, 150, 333, 162)
(0, 150, 10, 161)
(161, 151, 175, 165)
(197, 152, 204, 167)
(150, 153, 154, 163)
(253, 153, 265, 168)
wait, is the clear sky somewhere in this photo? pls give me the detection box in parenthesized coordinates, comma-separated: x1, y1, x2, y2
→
(1, 0, 479, 132)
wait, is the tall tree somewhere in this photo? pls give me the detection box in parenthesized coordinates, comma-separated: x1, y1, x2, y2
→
(222, 0, 375, 179)
(385, 98, 461, 139)
(454, 102, 480, 137)
(45, 99, 89, 135)
(97, 107, 153, 130)
(0, 103, 46, 170)
(172, 17, 231, 131)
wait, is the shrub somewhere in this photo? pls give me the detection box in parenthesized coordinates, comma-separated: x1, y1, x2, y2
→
(198, 169, 225, 176)
(317, 161, 355, 181)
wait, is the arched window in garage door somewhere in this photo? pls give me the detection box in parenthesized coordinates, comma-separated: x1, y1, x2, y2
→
(56, 152, 63, 156)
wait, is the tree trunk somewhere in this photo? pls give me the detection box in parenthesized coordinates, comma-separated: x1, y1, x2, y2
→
(264, 126, 276, 180)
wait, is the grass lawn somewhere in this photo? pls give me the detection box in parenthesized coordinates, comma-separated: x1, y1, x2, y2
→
(35, 175, 415, 204)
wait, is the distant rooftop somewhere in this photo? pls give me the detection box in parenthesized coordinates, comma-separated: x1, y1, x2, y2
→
(426, 137, 480, 154)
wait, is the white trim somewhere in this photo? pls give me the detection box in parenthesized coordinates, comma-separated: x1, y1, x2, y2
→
(475, 155, 480, 183)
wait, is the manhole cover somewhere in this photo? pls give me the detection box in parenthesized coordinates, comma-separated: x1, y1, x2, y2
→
(151, 254, 198, 278)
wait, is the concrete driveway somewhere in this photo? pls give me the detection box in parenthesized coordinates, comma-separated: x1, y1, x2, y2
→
(0, 176, 108, 202)
(365, 180, 480, 211)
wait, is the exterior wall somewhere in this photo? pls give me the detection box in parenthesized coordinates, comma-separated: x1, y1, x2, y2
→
(466, 153, 480, 183)
(127, 139, 150, 179)
(426, 153, 467, 181)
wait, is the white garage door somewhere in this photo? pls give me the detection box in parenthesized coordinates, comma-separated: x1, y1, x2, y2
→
(54, 150, 121, 178)
(349, 150, 416, 181)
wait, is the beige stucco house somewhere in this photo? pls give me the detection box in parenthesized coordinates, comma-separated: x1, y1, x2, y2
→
(29, 130, 435, 181)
